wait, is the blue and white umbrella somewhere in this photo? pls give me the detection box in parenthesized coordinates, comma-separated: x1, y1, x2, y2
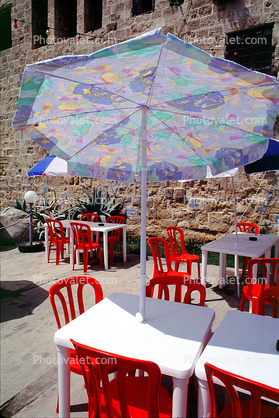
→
(28, 155, 71, 218)
(28, 155, 68, 177)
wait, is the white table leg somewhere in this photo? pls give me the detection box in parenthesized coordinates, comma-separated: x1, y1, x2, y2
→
(201, 250, 208, 288)
(57, 344, 71, 418)
(235, 255, 240, 298)
(123, 225, 127, 262)
(197, 377, 211, 418)
(103, 231, 108, 270)
(219, 253, 226, 289)
(172, 377, 188, 418)
(45, 224, 48, 262)
(68, 227, 74, 266)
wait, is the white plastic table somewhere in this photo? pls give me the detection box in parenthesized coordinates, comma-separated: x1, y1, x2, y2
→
(201, 233, 279, 297)
(45, 220, 126, 270)
(195, 310, 279, 418)
(54, 292, 215, 418)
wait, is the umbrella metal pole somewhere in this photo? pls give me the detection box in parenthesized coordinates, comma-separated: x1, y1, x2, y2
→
(231, 177, 238, 244)
(139, 106, 148, 322)
(67, 176, 71, 220)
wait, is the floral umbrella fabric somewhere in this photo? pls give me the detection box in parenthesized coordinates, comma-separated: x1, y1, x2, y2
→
(13, 28, 279, 320)
(13, 28, 279, 182)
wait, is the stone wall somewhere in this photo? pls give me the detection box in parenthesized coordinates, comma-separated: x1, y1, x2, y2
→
(1, 0, 279, 242)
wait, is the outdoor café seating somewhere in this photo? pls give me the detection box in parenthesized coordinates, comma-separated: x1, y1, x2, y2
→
(257, 286, 279, 318)
(70, 222, 103, 273)
(146, 276, 205, 306)
(71, 339, 173, 418)
(204, 362, 279, 417)
(236, 222, 259, 281)
(166, 226, 201, 278)
(45, 218, 70, 265)
(98, 215, 125, 263)
(49, 276, 104, 412)
(147, 237, 191, 282)
(80, 213, 99, 222)
(240, 257, 279, 315)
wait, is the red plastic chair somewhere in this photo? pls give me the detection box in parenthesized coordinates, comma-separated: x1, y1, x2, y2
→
(49, 276, 103, 413)
(205, 362, 279, 417)
(240, 258, 279, 315)
(70, 222, 103, 273)
(146, 276, 205, 306)
(70, 339, 173, 418)
(257, 286, 279, 318)
(45, 218, 70, 265)
(166, 226, 201, 278)
(236, 222, 259, 282)
(80, 213, 98, 222)
(147, 237, 190, 283)
(106, 215, 125, 263)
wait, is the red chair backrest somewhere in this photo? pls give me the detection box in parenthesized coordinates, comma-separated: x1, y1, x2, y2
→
(70, 222, 92, 247)
(205, 362, 279, 418)
(80, 213, 98, 222)
(166, 226, 187, 257)
(46, 218, 64, 241)
(49, 276, 103, 329)
(146, 276, 205, 306)
(70, 339, 162, 418)
(236, 222, 259, 234)
(147, 237, 174, 277)
(247, 258, 279, 289)
(106, 215, 125, 238)
(257, 286, 279, 318)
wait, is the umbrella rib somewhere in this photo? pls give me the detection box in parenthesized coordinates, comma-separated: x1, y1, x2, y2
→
(146, 39, 167, 108)
(28, 107, 140, 127)
(148, 82, 279, 109)
(148, 108, 268, 165)
(30, 68, 146, 108)
(65, 108, 142, 159)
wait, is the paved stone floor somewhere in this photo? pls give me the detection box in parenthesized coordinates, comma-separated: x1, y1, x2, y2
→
(0, 244, 243, 418)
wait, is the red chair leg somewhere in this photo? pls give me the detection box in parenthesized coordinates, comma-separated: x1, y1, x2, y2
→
(240, 291, 246, 311)
(56, 242, 61, 265)
(72, 249, 76, 271)
(98, 246, 103, 268)
(187, 260, 192, 276)
(83, 249, 88, 273)
(242, 256, 248, 281)
(47, 242, 51, 263)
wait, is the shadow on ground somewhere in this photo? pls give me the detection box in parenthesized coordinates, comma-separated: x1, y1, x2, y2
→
(0, 281, 49, 323)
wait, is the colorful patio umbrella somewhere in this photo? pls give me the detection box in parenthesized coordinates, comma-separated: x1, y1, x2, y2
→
(13, 28, 279, 321)
(28, 155, 71, 219)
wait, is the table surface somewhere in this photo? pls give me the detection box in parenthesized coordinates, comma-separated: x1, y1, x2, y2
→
(61, 219, 126, 231)
(195, 309, 279, 389)
(54, 292, 215, 379)
(201, 232, 279, 258)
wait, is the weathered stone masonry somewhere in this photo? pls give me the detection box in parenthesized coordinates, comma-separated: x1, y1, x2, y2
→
(0, 0, 278, 242)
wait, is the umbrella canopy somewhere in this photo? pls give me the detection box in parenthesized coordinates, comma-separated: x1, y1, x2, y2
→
(28, 155, 68, 176)
(13, 28, 279, 321)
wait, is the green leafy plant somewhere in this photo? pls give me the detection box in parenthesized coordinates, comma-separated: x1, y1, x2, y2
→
(72, 186, 124, 222)
(15, 197, 70, 241)
(169, 0, 184, 6)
